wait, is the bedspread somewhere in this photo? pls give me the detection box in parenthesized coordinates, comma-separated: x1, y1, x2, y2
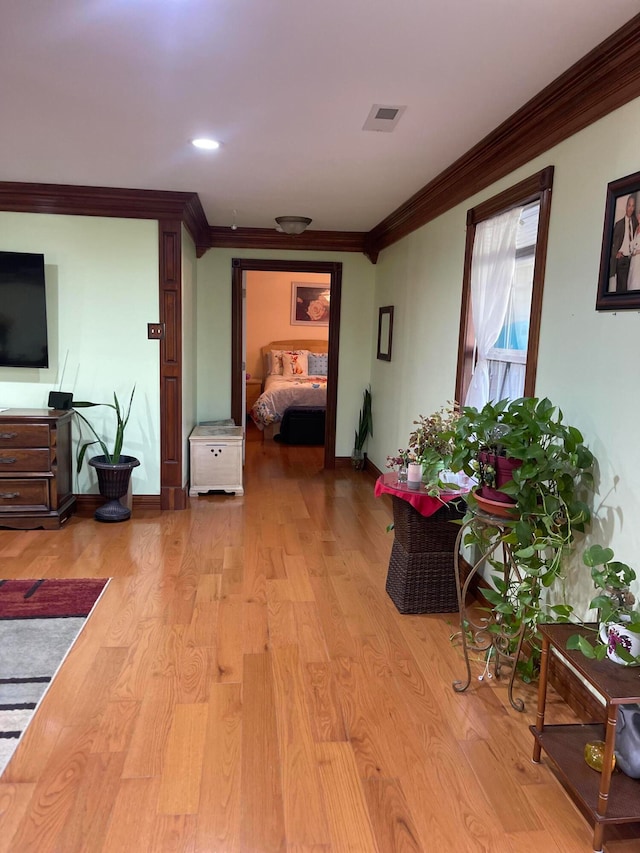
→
(250, 375, 327, 429)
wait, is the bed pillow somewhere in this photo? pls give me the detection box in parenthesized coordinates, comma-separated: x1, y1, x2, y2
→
(269, 349, 309, 375)
(268, 350, 284, 375)
(308, 352, 328, 376)
(282, 350, 309, 376)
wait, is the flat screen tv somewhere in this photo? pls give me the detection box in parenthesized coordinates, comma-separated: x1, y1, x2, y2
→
(0, 251, 49, 368)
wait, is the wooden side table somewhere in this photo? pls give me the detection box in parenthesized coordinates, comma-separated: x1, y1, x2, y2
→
(531, 623, 640, 853)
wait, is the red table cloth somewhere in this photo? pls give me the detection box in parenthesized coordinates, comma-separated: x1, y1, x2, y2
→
(374, 473, 468, 518)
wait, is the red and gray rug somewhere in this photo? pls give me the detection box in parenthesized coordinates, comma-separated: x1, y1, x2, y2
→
(0, 578, 109, 775)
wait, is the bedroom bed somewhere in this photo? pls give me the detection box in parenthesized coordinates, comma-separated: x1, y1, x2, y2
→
(249, 338, 329, 440)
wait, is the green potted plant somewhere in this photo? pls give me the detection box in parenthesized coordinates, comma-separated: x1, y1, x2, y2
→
(567, 545, 640, 665)
(386, 403, 463, 493)
(351, 386, 372, 470)
(73, 387, 139, 522)
(449, 396, 594, 681)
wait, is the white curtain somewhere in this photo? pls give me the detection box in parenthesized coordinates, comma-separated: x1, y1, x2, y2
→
(489, 360, 525, 402)
(465, 208, 521, 409)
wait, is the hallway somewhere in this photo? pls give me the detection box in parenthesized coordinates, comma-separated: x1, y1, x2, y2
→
(0, 441, 602, 851)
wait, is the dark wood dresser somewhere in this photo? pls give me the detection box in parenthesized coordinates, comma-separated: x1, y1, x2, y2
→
(0, 409, 76, 529)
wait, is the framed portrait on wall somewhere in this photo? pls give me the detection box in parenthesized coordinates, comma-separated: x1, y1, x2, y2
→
(597, 170, 640, 310)
(291, 283, 331, 325)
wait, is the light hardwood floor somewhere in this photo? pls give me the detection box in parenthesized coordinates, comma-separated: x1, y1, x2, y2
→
(0, 439, 627, 851)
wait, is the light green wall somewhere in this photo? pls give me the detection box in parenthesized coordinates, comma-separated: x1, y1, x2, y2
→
(182, 226, 198, 485)
(0, 211, 160, 494)
(196, 248, 376, 456)
(371, 97, 640, 614)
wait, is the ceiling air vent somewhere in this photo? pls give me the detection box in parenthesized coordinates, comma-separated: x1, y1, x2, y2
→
(363, 104, 407, 132)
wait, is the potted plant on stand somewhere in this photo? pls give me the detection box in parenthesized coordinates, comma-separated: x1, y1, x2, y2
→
(449, 396, 595, 684)
(74, 388, 139, 522)
(351, 386, 372, 470)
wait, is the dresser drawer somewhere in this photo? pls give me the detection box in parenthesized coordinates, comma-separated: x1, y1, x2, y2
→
(0, 448, 50, 472)
(0, 479, 49, 510)
(0, 424, 50, 448)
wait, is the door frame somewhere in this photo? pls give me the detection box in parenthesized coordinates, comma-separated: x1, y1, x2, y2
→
(231, 258, 342, 469)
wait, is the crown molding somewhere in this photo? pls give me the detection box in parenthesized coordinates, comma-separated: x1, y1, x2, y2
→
(4, 13, 640, 264)
(207, 225, 367, 256)
(366, 13, 640, 257)
(0, 181, 209, 252)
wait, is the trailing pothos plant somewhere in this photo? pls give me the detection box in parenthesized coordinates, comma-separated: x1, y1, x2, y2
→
(73, 387, 136, 471)
(567, 544, 640, 663)
(449, 396, 595, 681)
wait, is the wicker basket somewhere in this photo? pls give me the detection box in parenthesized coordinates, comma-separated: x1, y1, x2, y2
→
(391, 496, 464, 552)
(385, 497, 465, 614)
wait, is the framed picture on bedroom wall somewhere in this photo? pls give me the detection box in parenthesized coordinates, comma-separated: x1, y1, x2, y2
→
(291, 283, 331, 326)
(597, 169, 640, 310)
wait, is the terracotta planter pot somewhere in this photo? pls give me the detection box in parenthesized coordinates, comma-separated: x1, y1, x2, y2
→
(474, 488, 519, 519)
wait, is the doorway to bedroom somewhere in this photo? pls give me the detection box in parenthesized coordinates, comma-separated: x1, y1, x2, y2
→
(231, 259, 342, 469)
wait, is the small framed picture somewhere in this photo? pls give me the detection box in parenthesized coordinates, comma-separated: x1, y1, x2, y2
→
(291, 283, 330, 325)
(377, 305, 394, 361)
(597, 170, 640, 310)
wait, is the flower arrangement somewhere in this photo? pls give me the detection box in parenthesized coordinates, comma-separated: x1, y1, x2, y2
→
(386, 403, 460, 484)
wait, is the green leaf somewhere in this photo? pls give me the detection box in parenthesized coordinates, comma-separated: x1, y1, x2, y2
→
(549, 604, 573, 618)
(583, 545, 614, 567)
(569, 635, 596, 658)
(514, 545, 535, 559)
(614, 646, 638, 664)
(482, 588, 505, 606)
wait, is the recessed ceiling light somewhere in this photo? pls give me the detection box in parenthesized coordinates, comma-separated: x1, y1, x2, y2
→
(191, 138, 220, 150)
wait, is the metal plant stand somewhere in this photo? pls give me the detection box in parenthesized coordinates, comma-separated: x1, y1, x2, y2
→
(452, 510, 535, 712)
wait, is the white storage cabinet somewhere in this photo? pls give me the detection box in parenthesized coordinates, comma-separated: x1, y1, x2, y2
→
(189, 426, 244, 497)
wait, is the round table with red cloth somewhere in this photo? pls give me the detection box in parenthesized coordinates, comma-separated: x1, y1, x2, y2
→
(374, 472, 468, 517)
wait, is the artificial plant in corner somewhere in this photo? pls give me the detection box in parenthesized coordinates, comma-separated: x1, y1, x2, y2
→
(351, 386, 372, 470)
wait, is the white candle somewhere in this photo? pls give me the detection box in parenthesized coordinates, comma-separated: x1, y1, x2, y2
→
(407, 462, 422, 490)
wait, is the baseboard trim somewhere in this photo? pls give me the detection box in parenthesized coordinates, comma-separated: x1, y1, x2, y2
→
(74, 494, 162, 515)
(334, 456, 353, 468)
(161, 485, 188, 510)
(335, 455, 383, 483)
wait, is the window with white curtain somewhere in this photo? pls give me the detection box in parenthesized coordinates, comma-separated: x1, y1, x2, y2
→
(485, 202, 540, 402)
(455, 167, 554, 408)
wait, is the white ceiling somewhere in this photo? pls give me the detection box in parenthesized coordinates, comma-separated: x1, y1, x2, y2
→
(3, 1, 639, 232)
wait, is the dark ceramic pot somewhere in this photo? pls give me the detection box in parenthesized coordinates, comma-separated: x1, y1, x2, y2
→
(89, 455, 140, 522)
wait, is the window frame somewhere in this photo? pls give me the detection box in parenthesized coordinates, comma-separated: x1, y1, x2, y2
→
(454, 166, 554, 405)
